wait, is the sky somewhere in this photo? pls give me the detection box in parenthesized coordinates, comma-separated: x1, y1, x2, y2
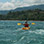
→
(0, 0, 44, 10)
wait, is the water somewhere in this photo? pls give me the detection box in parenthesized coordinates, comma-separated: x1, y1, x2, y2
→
(0, 20, 44, 44)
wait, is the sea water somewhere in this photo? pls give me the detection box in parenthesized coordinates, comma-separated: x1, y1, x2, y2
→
(0, 20, 44, 44)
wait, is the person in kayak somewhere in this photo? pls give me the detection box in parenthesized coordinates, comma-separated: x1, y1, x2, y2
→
(23, 21, 29, 27)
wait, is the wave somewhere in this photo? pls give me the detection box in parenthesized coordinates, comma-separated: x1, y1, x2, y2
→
(0, 39, 11, 41)
(29, 29, 44, 35)
(19, 36, 25, 41)
(15, 28, 22, 32)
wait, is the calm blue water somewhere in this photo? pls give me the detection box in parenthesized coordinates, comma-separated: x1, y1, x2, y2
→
(0, 20, 44, 44)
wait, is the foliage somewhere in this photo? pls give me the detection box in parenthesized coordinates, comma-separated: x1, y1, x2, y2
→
(0, 9, 44, 20)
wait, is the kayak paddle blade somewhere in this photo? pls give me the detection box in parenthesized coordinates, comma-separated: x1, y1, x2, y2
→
(17, 23, 21, 25)
(32, 23, 35, 25)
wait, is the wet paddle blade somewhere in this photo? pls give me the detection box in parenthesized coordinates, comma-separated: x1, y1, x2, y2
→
(32, 23, 35, 25)
(17, 23, 21, 25)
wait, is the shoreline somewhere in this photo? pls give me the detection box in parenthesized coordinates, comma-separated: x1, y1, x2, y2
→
(0, 20, 44, 21)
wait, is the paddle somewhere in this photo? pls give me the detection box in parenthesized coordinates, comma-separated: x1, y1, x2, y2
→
(17, 23, 35, 25)
(17, 23, 21, 25)
(31, 23, 35, 25)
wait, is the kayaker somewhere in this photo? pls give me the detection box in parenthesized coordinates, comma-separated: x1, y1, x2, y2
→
(22, 21, 29, 27)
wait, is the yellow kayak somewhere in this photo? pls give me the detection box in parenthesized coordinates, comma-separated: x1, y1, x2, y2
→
(22, 27, 30, 30)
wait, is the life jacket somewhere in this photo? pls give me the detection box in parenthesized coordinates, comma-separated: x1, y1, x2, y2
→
(24, 24, 29, 27)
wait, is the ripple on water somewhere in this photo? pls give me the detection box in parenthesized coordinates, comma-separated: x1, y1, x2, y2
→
(0, 21, 44, 44)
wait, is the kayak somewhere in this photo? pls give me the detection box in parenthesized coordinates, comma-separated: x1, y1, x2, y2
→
(22, 27, 30, 30)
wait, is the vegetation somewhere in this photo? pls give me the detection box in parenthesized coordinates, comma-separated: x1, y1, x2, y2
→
(0, 9, 44, 21)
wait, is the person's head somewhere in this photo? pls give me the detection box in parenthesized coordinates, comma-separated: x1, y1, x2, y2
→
(25, 21, 27, 23)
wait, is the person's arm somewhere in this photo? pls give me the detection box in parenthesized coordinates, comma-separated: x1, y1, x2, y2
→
(21, 23, 25, 25)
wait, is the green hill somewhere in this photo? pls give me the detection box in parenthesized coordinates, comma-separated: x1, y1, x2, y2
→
(0, 9, 44, 21)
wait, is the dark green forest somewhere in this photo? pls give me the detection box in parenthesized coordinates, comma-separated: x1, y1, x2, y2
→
(0, 9, 44, 21)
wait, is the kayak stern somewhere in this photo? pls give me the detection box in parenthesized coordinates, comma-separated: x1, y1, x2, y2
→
(22, 27, 30, 30)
